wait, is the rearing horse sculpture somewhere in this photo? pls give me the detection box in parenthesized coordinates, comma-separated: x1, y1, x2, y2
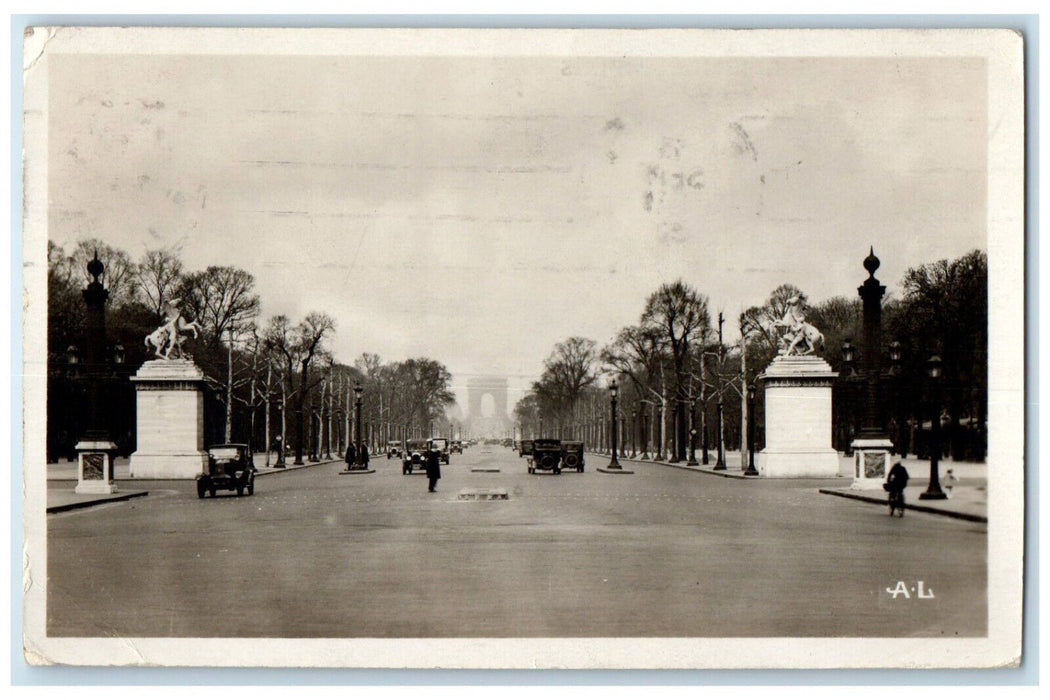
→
(145, 299, 202, 359)
(771, 295, 824, 356)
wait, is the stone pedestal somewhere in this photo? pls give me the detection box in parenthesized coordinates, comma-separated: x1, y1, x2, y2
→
(128, 359, 208, 479)
(756, 355, 840, 478)
(850, 437, 895, 489)
(75, 440, 119, 494)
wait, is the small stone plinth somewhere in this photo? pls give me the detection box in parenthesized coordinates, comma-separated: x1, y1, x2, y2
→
(75, 440, 118, 495)
(458, 488, 509, 500)
(470, 467, 500, 473)
(850, 437, 894, 489)
(597, 466, 635, 474)
(338, 468, 376, 475)
(756, 355, 840, 478)
(128, 359, 208, 479)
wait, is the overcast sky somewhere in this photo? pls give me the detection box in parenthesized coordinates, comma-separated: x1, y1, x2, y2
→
(47, 50, 987, 411)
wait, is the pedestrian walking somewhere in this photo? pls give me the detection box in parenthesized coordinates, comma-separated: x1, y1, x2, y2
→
(361, 443, 370, 469)
(425, 446, 441, 492)
(345, 442, 356, 469)
(944, 468, 959, 498)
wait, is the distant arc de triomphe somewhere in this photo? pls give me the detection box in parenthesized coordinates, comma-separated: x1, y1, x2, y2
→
(465, 375, 511, 437)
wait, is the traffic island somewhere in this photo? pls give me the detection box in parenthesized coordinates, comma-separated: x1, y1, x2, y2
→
(470, 467, 500, 472)
(597, 466, 635, 474)
(338, 467, 376, 475)
(47, 488, 149, 514)
(458, 488, 509, 500)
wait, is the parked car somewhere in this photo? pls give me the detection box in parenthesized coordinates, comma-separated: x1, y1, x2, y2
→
(429, 437, 451, 464)
(561, 441, 585, 472)
(519, 439, 534, 458)
(198, 443, 256, 498)
(386, 441, 402, 459)
(402, 439, 428, 474)
(529, 438, 563, 474)
(450, 440, 464, 454)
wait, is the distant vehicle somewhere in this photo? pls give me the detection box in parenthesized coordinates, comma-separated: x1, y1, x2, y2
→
(429, 437, 451, 464)
(386, 441, 402, 459)
(450, 440, 463, 454)
(402, 439, 429, 474)
(561, 441, 585, 472)
(501, 438, 514, 448)
(519, 439, 534, 457)
(198, 443, 256, 498)
(529, 438, 563, 475)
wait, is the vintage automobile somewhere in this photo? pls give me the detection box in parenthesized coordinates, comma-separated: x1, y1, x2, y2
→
(561, 440, 585, 472)
(450, 440, 464, 454)
(386, 441, 402, 459)
(429, 437, 451, 464)
(198, 443, 256, 498)
(519, 439, 535, 458)
(402, 439, 429, 474)
(529, 438, 563, 474)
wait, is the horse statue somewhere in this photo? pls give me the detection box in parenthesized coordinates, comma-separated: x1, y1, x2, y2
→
(771, 295, 824, 356)
(145, 299, 202, 360)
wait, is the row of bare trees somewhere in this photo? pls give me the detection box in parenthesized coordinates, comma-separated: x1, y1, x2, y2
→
(516, 249, 988, 463)
(47, 239, 456, 463)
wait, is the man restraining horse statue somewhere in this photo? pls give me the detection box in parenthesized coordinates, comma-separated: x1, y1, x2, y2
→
(145, 299, 202, 360)
(771, 294, 824, 356)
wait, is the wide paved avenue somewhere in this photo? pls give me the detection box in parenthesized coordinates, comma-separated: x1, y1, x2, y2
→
(48, 444, 986, 638)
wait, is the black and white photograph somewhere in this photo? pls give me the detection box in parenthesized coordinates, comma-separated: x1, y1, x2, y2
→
(20, 26, 1025, 669)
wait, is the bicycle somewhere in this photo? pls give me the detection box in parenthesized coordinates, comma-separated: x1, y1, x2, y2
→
(887, 489, 905, 517)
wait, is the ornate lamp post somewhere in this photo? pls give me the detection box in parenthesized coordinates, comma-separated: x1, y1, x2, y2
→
(714, 397, 726, 469)
(274, 400, 286, 468)
(841, 339, 857, 456)
(353, 383, 364, 468)
(73, 252, 120, 495)
(919, 355, 948, 500)
(606, 380, 622, 469)
(847, 247, 896, 488)
(744, 383, 759, 476)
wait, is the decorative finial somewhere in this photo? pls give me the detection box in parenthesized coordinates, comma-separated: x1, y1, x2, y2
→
(87, 249, 104, 282)
(863, 246, 880, 277)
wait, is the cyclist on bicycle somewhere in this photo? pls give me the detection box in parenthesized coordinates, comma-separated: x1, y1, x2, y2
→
(884, 461, 910, 507)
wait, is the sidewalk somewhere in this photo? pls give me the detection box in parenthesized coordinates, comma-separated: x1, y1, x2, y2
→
(590, 449, 987, 522)
(45, 455, 343, 513)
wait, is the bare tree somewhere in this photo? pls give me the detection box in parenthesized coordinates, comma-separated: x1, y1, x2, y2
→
(641, 279, 710, 461)
(179, 266, 261, 349)
(135, 247, 185, 319)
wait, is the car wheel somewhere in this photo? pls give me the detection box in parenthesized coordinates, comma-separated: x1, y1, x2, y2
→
(197, 480, 207, 499)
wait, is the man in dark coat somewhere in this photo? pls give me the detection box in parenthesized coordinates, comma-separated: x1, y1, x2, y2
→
(885, 461, 909, 496)
(345, 442, 357, 469)
(361, 443, 370, 468)
(425, 447, 441, 492)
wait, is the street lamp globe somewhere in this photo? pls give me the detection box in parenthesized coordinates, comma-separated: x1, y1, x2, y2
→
(747, 383, 755, 403)
(841, 339, 855, 368)
(609, 380, 618, 399)
(927, 354, 943, 379)
(113, 344, 126, 365)
(66, 345, 79, 365)
(888, 340, 902, 364)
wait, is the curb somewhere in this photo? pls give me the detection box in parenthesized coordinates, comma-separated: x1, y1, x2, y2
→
(588, 452, 758, 480)
(47, 490, 149, 514)
(254, 458, 343, 477)
(818, 488, 988, 523)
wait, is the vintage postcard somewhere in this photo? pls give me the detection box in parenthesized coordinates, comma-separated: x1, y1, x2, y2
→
(21, 27, 1025, 668)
